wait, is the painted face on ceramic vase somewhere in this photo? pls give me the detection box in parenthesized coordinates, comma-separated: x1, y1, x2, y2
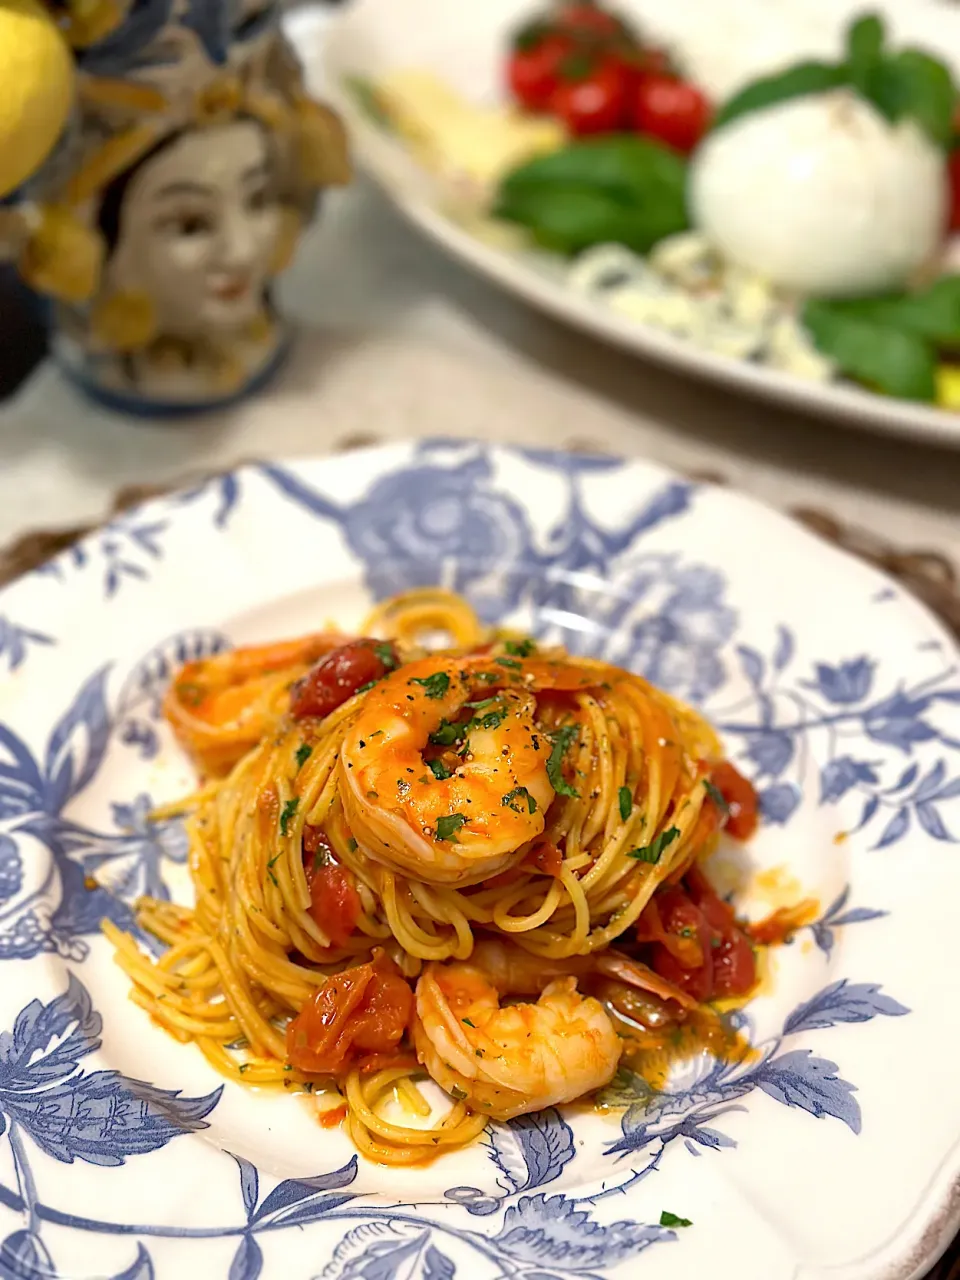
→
(104, 119, 280, 336)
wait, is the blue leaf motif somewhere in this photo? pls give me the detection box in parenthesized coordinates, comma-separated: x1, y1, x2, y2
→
(783, 980, 909, 1036)
(807, 658, 874, 704)
(1, 1070, 222, 1166)
(490, 1109, 575, 1194)
(42, 666, 112, 811)
(0, 1229, 55, 1279)
(772, 626, 794, 672)
(874, 807, 910, 849)
(0, 724, 45, 820)
(251, 1157, 358, 1226)
(423, 1246, 456, 1280)
(0, 618, 54, 674)
(758, 783, 800, 825)
(0, 973, 100, 1083)
(228, 1235, 262, 1280)
(495, 1194, 671, 1270)
(331, 1228, 436, 1280)
(932, 778, 960, 801)
(887, 762, 920, 793)
(684, 1123, 736, 1151)
(865, 693, 936, 751)
(232, 1153, 260, 1221)
(917, 803, 953, 841)
(913, 761, 947, 803)
(735, 645, 765, 688)
(830, 908, 887, 926)
(819, 756, 879, 803)
(112, 1244, 155, 1280)
(757, 1051, 861, 1132)
(744, 731, 793, 778)
(853, 794, 880, 832)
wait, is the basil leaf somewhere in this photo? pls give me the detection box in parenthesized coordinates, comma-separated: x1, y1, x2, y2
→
(845, 14, 885, 96)
(618, 785, 632, 822)
(546, 725, 580, 798)
(802, 300, 937, 401)
(626, 826, 680, 864)
(828, 276, 960, 346)
(436, 813, 467, 842)
(713, 62, 846, 132)
(865, 48, 956, 148)
(496, 136, 689, 257)
(660, 1211, 693, 1228)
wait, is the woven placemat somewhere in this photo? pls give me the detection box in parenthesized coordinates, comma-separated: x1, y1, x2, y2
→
(0, 458, 957, 1278)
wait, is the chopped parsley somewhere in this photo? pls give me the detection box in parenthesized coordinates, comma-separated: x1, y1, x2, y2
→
(474, 708, 506, 731)
(704, 778, 730, 814)
(496, 657, 522, 670)
(505, 638, 535, 657)
(659, 1212, 692, 1229)
(409, 672, 451, 699)
(312, 847, 330, 871)
(238, 1063, 251, 1074)
(466, 696, 500, 711)
(295, 744, 313, 770)
(618, 785, 632, 822)
(374, 642, 397, 670)
(436, 813, 468, 842)
(428, 757, 452, 781)
(430, 719, 463, 747)
(279, 798, 299, 836)
(626, 826, 680, 864)
(474, 670, 500, 684)
(502, 786, 537, 815)
(450, 1084, 468, 1101)
(462, 1018, 475, 1028)
(355, 680, 377, 695)
(546, 725, 580, 798)
(347, 838, 358, 852)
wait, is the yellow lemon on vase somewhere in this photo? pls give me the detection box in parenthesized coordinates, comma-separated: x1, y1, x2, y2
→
(0, 0, 75, 198)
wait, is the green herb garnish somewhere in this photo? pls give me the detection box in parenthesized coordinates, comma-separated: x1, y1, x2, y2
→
(374, 642, 397, 670)
(355, 680, 377, 695)
(176, 681, 205, 707)
(428, 757, 452, 781)
(462, 1018, 475, 1028)
(502, 786, 537, 815)
(660, 1212, 693, 1229)
(429, 719, 462, 746)
(295, 744, 313, 770)
(436, 813, 468, 842)
(347, 838, 358, 852)
(618, 785, 632, 822)
(496, 657, 522, 670)
(627, 826, 680, 864)
(703, 779, 729, 814)
(546, 725, 580, 798)
(505, 638, 535, 657)
(450, 1084, 468, 1101)
(410, 672, 451, 699)
(279, 798, 299, 837)
(474, 709, 506, 731)
(802, 300, 937, 402)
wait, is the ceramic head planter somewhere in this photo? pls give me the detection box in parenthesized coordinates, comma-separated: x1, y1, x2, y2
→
(0, 0, 349, 414)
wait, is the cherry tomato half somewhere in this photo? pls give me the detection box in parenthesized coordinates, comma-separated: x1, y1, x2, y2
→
(551, 55, 629, 135)
(290, 638, 398, 720)
(555, 2, 631, 39)
(710, 761, 759, 841)
(632, 74, 710, 153)
(949, 149, 960, 233)
(507, 32, 575, 112)
(303, 834, 361, 949)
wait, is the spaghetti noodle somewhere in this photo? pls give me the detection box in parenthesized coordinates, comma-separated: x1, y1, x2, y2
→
(104, 588, 772, 1164)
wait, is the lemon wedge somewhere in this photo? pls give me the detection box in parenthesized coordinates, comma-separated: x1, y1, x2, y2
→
(0, 0, 74, 198)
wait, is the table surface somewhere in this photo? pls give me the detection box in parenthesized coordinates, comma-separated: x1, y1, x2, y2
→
(1, 10, 958, 559)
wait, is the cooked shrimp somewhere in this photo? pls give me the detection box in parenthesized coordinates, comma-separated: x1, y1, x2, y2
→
(413, 956, 621, 1119)
(467, 938, 697, 1009)
(339, 657, 555, 886)
(165, 633, 344, 776)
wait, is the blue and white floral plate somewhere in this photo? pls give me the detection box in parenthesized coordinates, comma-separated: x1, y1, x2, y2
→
(0, 441, 958, 1280)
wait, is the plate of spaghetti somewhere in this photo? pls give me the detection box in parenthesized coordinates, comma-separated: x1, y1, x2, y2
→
(0, 442, 957, 1280)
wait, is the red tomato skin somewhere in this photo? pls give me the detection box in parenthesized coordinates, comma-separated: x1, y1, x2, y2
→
(949, 150, 960, 232)
(555, 3, 626, 37)
(507, 34, 575, 112)
(710, 762, 759, 841)
(307, 859, 361, 949)
(632, 74, 710, 153)
(649, 886, 714, 1002)
(711, 930, 757, 998)
(290, 639, 397, 720)
(551, 58, 629, 135)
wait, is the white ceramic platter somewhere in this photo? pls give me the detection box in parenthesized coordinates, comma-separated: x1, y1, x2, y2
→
(307, 0, 960, 450)
(0, 442, 958, 1279)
